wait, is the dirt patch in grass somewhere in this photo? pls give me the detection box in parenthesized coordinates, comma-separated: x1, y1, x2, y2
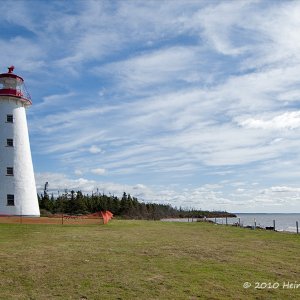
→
(0, 216, 102, 225)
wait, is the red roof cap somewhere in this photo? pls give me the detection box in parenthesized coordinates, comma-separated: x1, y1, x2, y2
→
(8, 66, 14, 73)
(0, 66, 24, 81)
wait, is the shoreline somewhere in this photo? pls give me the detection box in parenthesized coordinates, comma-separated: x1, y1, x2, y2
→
(161, 216, 300, 234)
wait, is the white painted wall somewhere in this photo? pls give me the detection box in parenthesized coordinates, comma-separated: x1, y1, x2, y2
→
(0, 97, 40, 216)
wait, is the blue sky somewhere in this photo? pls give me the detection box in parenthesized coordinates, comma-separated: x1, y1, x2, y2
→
(1, 0, 300, 212)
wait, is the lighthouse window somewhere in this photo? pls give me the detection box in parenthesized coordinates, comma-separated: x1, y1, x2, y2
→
(6, 167, 14, 176)
(6, 115, 13, 123)
(6, 139, 13, 147)
(7, 194, 14, 206)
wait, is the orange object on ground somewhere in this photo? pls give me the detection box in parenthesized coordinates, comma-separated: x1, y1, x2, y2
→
(101, 210, 113, 224)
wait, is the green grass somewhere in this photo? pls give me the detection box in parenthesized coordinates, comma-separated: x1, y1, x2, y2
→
(0, 220, 300, 299)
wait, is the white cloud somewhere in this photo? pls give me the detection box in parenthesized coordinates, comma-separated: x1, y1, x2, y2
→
(88, 145, 102, 154)
(35, 172, 300, 212)
(264, 186, 300, 193)
(33, 92, 75, 111)
(74, 169, 83, 176)
(98, 46, 203, 93)
(34, 172, 232, 209)
(36, 172, 96, 193)
(0, 37, 45, 72)
(185, 0, 253, 56)
(5, 0, 300, 212)
(91, 168, 106, 175)
(237, 111, 300, 130)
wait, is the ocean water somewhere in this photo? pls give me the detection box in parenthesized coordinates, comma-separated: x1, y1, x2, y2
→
(212, 213, 300, 233)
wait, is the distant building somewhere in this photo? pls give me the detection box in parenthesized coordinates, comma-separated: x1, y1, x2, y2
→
(0, 66, 40, 216)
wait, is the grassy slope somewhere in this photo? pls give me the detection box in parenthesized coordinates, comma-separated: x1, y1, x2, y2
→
(0, 220, 299, 300)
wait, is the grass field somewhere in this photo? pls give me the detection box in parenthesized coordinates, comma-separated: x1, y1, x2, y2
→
(0, 220, 299, 300)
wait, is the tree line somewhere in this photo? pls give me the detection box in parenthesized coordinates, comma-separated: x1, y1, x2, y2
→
(38, 190, 235, 220)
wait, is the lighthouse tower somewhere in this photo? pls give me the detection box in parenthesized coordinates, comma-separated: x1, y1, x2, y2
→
(0, 66, 40, 216)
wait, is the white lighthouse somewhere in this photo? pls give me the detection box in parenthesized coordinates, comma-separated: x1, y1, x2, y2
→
(0, 66, 40, 216)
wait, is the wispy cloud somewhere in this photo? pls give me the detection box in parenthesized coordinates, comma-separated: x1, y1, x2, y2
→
(97, 46, 204, 94)
(88, 145, 102, 154)
(91, 168, 106, 175)
(2, 0, 300, 212)
(237, 111, 300, 130)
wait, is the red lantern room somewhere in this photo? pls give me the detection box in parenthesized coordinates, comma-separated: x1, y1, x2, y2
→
(0, 66, 32, 106)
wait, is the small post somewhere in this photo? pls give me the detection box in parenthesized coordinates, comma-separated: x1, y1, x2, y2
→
(254, 218, 256, 230)
(214, 217, 217, 224)
(296, 221, 299, 234)
(226, 217, 228, 226)
(20, 202, 23, 224)
(62, 213, 64, 225)
(238, 218, 241, 227)
(273, 220, 276, 231)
